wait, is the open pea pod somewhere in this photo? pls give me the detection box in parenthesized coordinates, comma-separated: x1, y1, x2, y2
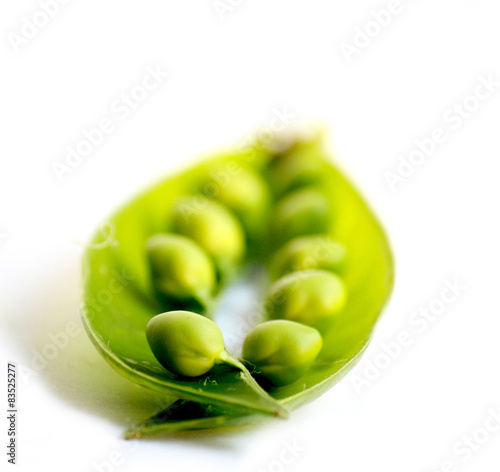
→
(81, 132, 394, 437)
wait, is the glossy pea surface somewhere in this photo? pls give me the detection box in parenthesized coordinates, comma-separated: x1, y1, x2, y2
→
(266, 269, 347, 327)
(172, 196, 245, 273)
(198, 162, 271, 238)
(270, 235, 346, 279)
(271, 188, 331, 246)
(242, 320, 323, 386)
(146, 233, 215, 306)
(266, 135, 329, 197)
(146, 310, 225, 377)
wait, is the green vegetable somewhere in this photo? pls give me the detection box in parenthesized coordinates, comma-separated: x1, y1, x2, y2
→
(271, 187, 331, 246)
(81, 130, 394, 437)
(146, 234, 215, 309)
(266, 269, 347, 328)
(270, 235, 346, 280)
(171, 196, 245, 278)
(197, 162, 271, 241)
(242, 320, 323, 387)
(146, 311, 223, 377)
(146, 311, 289, 414)
(266, 133, 329, 197)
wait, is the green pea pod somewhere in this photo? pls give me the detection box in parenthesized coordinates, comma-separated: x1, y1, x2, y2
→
(81, 133, 394, 437)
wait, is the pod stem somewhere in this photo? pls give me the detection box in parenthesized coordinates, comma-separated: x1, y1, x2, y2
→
(216, 350, 247, 372)
(216, 350, 288, 418)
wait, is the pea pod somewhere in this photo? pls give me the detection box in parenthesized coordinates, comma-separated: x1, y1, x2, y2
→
(81, 131, 394, 437)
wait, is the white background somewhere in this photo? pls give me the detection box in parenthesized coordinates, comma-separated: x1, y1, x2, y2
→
(1, 1, 500, 471)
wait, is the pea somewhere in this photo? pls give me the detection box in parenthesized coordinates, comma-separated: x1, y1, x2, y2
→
(270, 235, 346, 279)
(146, 310, 290, 417)
(242, 320, 323, 386)
(198, 162, 271, 239)
(271, 188, 331, 246)
(146, 233, 215, 308)
(146, 310, 225, 377)
(266, 269, 347, 327)
(266, 134, 328, 197)
(171, 196, 245, 276)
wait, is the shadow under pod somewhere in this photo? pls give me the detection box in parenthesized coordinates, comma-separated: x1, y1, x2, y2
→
(19, 262, 174, 427)
(16, 261, 259, 447)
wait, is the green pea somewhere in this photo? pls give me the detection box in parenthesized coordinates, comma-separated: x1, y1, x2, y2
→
(270, 235, 346, 280)
(266, 134, 328, 197)
(146, 233, 215, 308)
(266, 269, 347, 327)
(146, 311, 225, 377)
(198, 162, 271, 239)
(242, 320, 323, 386)
(171, 196, 245, 276)
(271, 187, 331, 246)
(145, 311, 291, 417)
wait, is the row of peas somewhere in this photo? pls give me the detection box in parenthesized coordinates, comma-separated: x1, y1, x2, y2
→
(144, 138, 348, 387)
